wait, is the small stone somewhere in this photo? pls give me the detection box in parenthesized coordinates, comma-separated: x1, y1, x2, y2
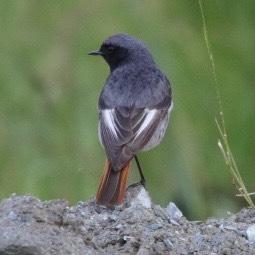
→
(108, 215, 117, 222)
(7, 211, 17, 220)
(131, 187, 151, 209)
(163, 238, 173, 250)
(126, 185, 151, 209)
(247, 224, 255, 244)
(165, 202, 183, 222)
(147, 223, 162, 230)
(115, 224, 123, 230)
(100, 214, 108, 221)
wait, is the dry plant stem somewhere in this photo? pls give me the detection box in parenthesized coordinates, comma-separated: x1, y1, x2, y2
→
(216, 120, 255, 207)
(198, 0, 255, 208)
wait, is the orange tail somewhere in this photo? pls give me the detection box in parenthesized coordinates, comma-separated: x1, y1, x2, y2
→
(96, 160, 130, 206)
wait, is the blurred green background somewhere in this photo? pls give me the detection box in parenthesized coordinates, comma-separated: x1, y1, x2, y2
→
(0, 0, 254, 219)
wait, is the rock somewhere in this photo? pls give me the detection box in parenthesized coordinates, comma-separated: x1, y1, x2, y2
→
(163, 238, 174, 250)
(165, 201, 183, 222)
(0, 196, 94, 255)
(0, 188, 255, 254)
(125, 185, 151, 209)
(247, 224, 255, 244)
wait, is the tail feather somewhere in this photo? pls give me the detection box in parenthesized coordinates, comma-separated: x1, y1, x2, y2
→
(96, 160, 130, 206)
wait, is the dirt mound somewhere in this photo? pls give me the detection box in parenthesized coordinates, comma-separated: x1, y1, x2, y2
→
(0, 186, 255, 254)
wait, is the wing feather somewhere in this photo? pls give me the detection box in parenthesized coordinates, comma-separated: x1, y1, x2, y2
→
(99, 105, 172, 170)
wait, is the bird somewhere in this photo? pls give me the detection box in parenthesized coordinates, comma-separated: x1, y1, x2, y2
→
(89, 34, 173, 207)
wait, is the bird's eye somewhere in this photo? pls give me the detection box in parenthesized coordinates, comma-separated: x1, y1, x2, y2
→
(107, 45, 115, 52)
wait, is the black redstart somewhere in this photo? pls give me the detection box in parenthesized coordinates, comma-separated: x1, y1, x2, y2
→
(89, 34, 173, 206)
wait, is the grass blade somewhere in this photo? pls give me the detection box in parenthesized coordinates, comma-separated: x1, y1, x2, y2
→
(198, 0, 254, 208)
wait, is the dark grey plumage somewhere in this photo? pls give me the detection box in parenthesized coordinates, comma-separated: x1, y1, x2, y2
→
(92, 34, 172, 171)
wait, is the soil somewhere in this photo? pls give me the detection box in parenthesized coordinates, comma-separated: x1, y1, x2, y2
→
(0, 185, 255, 255)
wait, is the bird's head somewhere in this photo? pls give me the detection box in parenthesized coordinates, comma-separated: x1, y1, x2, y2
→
(89, 33, 154, 71)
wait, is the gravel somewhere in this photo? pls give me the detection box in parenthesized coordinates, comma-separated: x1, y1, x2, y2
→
(0, 186, 255, 255)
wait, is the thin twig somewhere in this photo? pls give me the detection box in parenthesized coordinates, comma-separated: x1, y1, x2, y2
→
(198, 0, 254, 208)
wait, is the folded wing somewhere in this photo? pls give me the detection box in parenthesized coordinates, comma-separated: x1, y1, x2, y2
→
(99, 105, 172, 170)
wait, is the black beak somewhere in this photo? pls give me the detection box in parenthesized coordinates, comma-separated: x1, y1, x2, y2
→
(88, 50, 104, 56)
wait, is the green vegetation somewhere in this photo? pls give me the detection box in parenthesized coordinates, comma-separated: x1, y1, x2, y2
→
(0, 1, 254, 219)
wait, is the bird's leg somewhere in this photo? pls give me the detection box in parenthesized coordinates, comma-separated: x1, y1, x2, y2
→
(134, 155, 146, 187)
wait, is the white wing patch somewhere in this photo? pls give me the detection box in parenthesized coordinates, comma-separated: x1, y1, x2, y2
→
(134, 109, 158, 139)
(101, 109, 118, 138)
(99, 104, 173, 151)
(141, 106, 172, 151)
